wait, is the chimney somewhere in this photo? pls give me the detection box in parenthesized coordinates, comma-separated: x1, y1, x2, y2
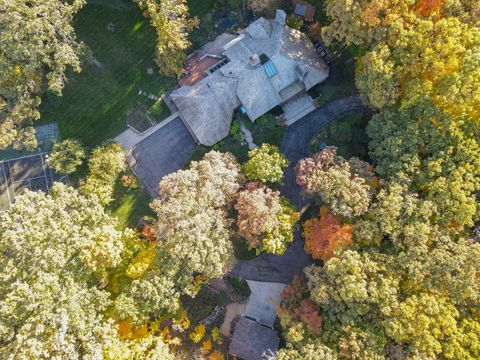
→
(275, 9, 286, 25)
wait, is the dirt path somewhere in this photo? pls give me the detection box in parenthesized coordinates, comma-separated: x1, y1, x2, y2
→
(220, 302, 247, 337)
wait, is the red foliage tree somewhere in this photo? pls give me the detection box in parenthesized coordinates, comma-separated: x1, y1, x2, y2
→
(277, 275, 323, 336)
(141, 224, 156, 242)
(303, 206, 352, 262)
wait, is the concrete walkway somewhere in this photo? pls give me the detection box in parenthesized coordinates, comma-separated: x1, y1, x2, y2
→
(230, 96, 368, 283)
(244, 280, 285, 326)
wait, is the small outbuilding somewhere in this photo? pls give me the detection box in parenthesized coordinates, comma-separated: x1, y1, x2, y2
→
(292, 0, 316, 22)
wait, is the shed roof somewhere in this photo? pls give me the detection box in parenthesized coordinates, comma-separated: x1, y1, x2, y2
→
(229, 317, 279, 360)
(292, 0, 316, 21)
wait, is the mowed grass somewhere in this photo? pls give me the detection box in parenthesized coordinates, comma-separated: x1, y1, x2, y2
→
(109, 169, 154, 229)
(40, 3, 176, 148)
(187, 0, 215, 18)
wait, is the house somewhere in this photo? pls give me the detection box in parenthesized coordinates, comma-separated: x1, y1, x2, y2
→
(170, 10, 329, 146)
(292, 0, 316, 22)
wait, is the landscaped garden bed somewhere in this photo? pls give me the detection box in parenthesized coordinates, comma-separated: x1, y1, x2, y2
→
(309, 112, 371, 159)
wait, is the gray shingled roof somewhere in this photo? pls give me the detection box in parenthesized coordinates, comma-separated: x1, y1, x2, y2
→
(229, 317, 279, 360)
(170, 72, 240, 146)
(171, 10, 329, 146)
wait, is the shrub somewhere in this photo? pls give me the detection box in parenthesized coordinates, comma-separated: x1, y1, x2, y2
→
(208, 351, 224, 360)
(287, 15, 303, 30)
(211, 327, 220, 343)
(255, 113, 276, 128)
(201, 340, 212, 354)
(242, 143, 289, 183)
(189, 324, 206, 343)
(49, 139, 85, 174)
(329, 121, 352, 143)
(230, 119, 241, 137)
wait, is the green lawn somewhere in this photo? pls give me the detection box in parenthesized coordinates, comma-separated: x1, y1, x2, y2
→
(40, 3, 175, 149)
(108, 169, 155, 229)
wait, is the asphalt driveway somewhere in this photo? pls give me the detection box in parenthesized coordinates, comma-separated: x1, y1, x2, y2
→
(230, 96, 367, 283)
(131, 117, 197, 197)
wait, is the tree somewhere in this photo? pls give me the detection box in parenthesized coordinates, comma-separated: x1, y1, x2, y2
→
(48, 139, 86, 174)
(115, 152, 244, 324)
(135, 0, 198, 77)
(305, 251, 399, 325)
(81, 141, 126, 206)
(0, 0, 85, 149)
(104, 333, 174, 360)
(151, 151, 243, 284)
(242, 143, 289, 184)
(274, 340, 338, 360)
(0, 184, 125, 358)
(384, 293, 459, 357)
(303, 206, 352, 262)
(443, 317, 480, 360)
(277, 275, 323, 338)
(367, 102, 480, 228)
(247, 0, 290, 17)
(235, 182, 299, 255)
(295, 147, 372, 218)
(322, 1, 480, 114)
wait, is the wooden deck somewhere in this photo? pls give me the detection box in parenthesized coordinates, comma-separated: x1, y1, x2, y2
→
(178, 54, 221, 87)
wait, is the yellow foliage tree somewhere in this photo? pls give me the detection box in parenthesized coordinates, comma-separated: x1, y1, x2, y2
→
(189, 324, 206, 343)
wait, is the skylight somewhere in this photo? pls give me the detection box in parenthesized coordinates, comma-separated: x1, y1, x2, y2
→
(263, 60, 277, 78)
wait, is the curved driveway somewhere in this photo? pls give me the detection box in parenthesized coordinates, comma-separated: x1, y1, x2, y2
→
(230, 96, 368, 283)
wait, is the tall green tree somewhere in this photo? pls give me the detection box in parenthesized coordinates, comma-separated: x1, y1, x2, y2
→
(367, 102, 480, 228)
(49, 139, 86, 175)
(135, 0, 198, 77)
(0, 0, 85, 149)
(81, 142, 126, 206)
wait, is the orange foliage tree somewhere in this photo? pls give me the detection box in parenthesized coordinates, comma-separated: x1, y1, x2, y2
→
(414, 0, 445, 17)
(303, 206, 352, 262)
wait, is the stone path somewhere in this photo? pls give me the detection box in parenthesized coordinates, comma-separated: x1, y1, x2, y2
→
(230, 96, 368, 283)
(240, 121, 258, 150)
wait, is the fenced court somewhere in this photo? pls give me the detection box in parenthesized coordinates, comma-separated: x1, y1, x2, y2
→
(0, 153, 66, 212)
